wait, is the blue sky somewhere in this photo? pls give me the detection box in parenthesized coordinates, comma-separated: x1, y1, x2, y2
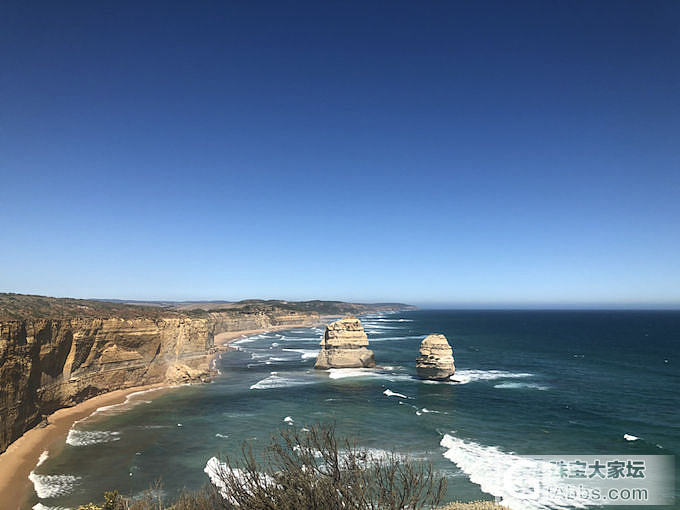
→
(1, 1, 679, 307)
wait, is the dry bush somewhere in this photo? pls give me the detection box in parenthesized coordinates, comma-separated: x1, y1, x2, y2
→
(80, 424, 509, 510)
(210, 423, 446, 510)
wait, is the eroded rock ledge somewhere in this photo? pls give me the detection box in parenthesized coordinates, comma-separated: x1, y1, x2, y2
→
(314, 316, 376, 369)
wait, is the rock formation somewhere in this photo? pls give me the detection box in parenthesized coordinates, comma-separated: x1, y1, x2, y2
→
(314, 316, 375, 369)
(0, 301, 319, 453)
(416, 334, 455, 380)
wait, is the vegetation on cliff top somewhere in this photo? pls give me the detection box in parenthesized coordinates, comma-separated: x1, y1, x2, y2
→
(0, 293, 414, 321)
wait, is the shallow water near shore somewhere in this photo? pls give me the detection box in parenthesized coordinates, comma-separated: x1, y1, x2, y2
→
(27, 310, 680, 509)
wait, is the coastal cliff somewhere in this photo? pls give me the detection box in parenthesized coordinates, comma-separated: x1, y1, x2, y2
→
(0, 294, 412, 453)
(0, 316, 216, 453)
(314, 316, 376, 369)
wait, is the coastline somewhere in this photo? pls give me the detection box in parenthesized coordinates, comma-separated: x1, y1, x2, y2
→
(214, 322, 320, 346)
(0, 383, 168, 510)
(2, 322, 323, 509)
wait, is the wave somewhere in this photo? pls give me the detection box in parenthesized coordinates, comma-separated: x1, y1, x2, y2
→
(493, 382, 549, 391)
(440, 434, 595, 509)
(37, 450, 49, 467)
(233, 336, 260, 344)
(216, 433, 229, 439)
(204, 457, 274, 499)
(33, 504, 70, 510)
(29, 470, 81, 499)
(327, 368, 383, 380)
(282, 348, 319, 359)
(624, 433, 640, 441)
(250, 374, 316, 390)
(283, 416, 294, 424)
(66, 429, 121, 446)
(29, 451, 79, 501)
(365, 335, 423, 343)
(383, 389, 409, 399)
(83, 386, 179, 420)
(452, 369, 534, 385)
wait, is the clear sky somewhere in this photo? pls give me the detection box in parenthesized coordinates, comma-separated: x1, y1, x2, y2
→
(1, 1, 679, 307)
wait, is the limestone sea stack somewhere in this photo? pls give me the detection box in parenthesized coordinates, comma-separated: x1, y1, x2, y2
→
(314, 316, 376, 369)
(416, 334, 455, 380)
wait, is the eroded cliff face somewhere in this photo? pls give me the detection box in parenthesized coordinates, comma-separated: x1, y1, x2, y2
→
(0, 317, 215, 452)
(210, 309, 317, 334)
(0, 308, 320, 453)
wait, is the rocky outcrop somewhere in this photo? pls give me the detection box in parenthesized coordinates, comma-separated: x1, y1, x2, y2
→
(314, 316, 375, 369)
(416, 334, 455, 380)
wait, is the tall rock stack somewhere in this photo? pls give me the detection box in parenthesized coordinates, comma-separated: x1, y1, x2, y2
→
(416, 334, 455, 380)
(314, 316, 376, 369)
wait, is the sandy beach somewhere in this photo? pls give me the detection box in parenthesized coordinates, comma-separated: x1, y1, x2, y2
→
(0, 383, 169, 510)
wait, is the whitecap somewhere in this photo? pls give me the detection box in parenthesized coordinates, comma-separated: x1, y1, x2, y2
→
(216, 433, 229, 439)
(33, 504, 70, 510)
(66, 429, 121, 446)
(494, 382, 549, 391)
(282, 348, 320, 359)
(383, 389, 409, 399)
(284, 416, 294, 424)
(327, 368, 381, 379)
(250, 374, 315, 390)
(624, 434, 640, 441)
(452, 369, 534, 385)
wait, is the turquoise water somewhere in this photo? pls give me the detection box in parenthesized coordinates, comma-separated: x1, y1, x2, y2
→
(28, 311, 679, 509)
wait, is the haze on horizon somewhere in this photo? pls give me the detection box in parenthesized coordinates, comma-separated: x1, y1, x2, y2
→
(1, 1, 679, 308)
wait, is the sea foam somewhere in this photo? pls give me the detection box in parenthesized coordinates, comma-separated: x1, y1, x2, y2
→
(440, 434, 595, 509)
(29, 470, 81, 499)
(282, 348, 319, 359)
(66, 429, 121, 446)
(250, 374, 315, 390)
(383, 389, 409, 399)
(452, 369, 534, 385)
(493, 382, 549, 391)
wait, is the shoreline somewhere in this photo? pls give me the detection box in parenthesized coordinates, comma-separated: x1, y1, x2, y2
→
(214, 322, 321, 346)
(0, 383, 168, 510)
(2, 321, 324, 509)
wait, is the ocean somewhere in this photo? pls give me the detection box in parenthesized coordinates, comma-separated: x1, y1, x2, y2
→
(27, 310, 679, 509)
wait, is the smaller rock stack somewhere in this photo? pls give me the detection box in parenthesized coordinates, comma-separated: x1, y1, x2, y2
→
(416, 334, 455, 380)
(314, 316, 376, 369)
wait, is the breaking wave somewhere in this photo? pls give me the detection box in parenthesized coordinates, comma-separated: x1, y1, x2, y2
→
(452, 369, 534, 384)
(383, 389, 409, 399)
(66, 429, 121, 446)
(29, 465, 81, 499)
(440, 434, 595, 509)
(282, 348, 319, 359)
(493, 382, 549, 391)
(250, 373, 316, 390)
